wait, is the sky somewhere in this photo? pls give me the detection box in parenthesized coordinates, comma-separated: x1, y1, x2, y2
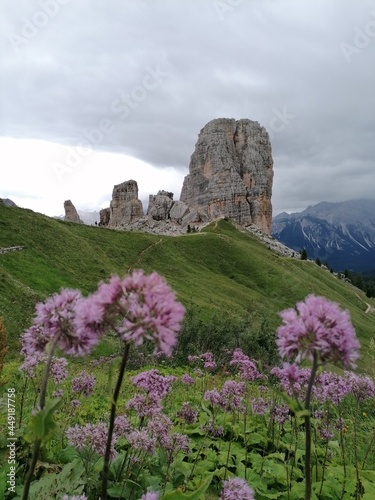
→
(1, 0, 375, 218)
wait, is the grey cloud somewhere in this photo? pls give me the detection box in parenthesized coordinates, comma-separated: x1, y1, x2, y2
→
(1, 0, 375, 215)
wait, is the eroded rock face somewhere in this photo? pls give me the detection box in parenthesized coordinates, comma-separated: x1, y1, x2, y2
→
(64, 200, 83, 223)
(108, 180, 144, 227)
(180, 118, 274, 233)
(147, 190, 174, 221)
(99, 207, 110, 226)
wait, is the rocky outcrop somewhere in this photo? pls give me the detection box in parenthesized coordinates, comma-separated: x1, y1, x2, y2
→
(64, 200, 83, 223)
(180, 118, 274, 234)
(0, 198, 17, 207)
(147, 190, 174, 221)
(108, 180, 144, 228)
(99, 207, 110, 226)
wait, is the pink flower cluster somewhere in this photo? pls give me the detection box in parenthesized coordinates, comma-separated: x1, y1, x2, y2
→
(72, 370, 96, 397)
(230, 349, 262, 381)
(344, 371, 375, 402)
(20, 271, 185, 361)
(188, 351, 216, 370)
(276, 295, 360, 367)
(271, 363, 311, 398)
(66, 415, 131, 461)
(220, 477, 254, 499)
(181, 373, 196, 385)
(177, 402, 198, 424)
(74, 271, 185, 356)
(21, 289, 87, 356)
(314, 371, 351, 404)
(127, 370, 177, 417)
(204, 379, 246, 413)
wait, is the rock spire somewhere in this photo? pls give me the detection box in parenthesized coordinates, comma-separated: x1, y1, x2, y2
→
(64, 200, 83, 223)
(180, 118, 274, 233)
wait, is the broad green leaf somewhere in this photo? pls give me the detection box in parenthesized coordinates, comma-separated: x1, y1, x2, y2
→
(163, 473, 212, 499)
(23, 397, 62, 444)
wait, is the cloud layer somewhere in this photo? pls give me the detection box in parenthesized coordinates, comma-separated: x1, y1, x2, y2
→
(1, 0, 375, 215)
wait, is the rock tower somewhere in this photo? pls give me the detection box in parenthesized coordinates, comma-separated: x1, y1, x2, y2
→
(180, 118, 274, 233)
(108, 180, 144, 227)
(64, 200, 83, 223)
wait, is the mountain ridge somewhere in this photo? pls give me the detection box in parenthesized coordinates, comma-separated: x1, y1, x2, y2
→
(272, 199, 375, 273)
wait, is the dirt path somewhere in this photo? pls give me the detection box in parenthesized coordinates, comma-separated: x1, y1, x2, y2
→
(355, 292, 375, 314)
(365, 302, 375, 314)
(127, 239, 163, 272)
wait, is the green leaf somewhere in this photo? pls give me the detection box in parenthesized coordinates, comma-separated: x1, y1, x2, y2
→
(200, 401, 212, 418)
(17, 459, 85, 500)
(162, 474, 212, 499)
(23, 398, 62, 444)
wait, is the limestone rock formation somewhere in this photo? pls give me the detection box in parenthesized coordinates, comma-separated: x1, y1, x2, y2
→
(147, 190, 174, 221)
(99, 207, 110, 226)
(64, 200, 83, 223)
(108, 180, 144, 227)
(180, 118, 274, 234)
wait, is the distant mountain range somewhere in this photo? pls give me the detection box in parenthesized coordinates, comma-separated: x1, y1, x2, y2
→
(272, 199, 375, 273)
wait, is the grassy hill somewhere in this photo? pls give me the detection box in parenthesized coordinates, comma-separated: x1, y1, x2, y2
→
(1, 203, 374, 372)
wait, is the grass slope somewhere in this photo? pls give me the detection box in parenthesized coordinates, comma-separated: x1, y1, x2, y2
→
(1, 204, 374, 371)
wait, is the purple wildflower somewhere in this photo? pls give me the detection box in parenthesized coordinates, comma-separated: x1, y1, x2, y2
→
(140, 493, 159, 500)
(52, 389, 64, 398)
(230, 349, 261, 381)
(50, 357, 68, 384)
(72, 370, 96, 397)
(220, 477, 254, 499)
(114, 415, 132, 435)
(344, 371, 375, 402)
(201, 419, 224, 437)
(204, 389, 222, 406)
(131, 369, 176, 398)
(126, 393, 162, 417)
(74, 271, 185, 356)
(270, 403, 290, 425)
(147, 413, 173, 444)
(21, 289, 98, 357)
(271, 363, 311, 397)
(127, 429, 156, 454)
(19, 353, 42, 377)
(251, 397, 269, 416)
(314, 371, 350, 405)
(201, 351, 217, 370)
(66, 422, 117, 460)
(276, 295, 360, 367)
(177, 402, 198, 424)
(181, 373, 195, 385)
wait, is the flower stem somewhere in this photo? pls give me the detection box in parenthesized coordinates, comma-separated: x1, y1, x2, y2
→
(101, 343, 130, 500)
(304, 352, 319, 500)
(22, 335, 60, 500)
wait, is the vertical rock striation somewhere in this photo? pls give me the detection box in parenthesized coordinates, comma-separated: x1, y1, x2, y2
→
(180, 118, 274, 233)
(108, 180, 144, 227)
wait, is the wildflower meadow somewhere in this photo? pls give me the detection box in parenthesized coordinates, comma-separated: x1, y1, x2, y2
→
(1, 270, 375, 499)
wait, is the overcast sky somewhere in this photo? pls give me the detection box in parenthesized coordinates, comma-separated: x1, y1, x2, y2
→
(1, 0, 375, 218)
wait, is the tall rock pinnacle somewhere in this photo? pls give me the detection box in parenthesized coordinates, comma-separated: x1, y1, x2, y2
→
(180, 118, 274, 233)
(64, 200, 83, 223)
